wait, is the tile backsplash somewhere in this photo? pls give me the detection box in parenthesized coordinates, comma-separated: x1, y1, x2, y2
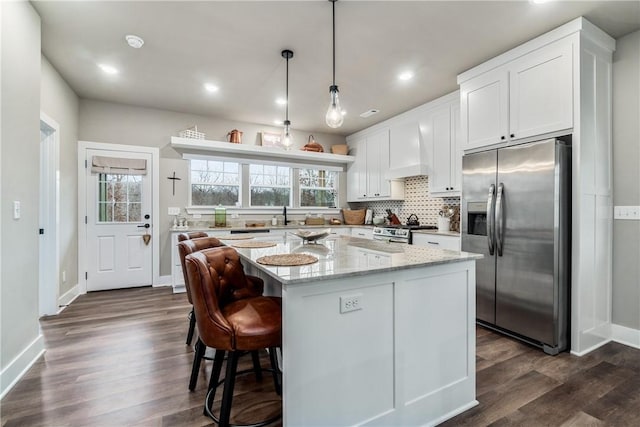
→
(348, 176, 460, 229)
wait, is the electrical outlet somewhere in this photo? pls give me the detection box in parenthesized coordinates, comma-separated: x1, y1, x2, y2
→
(614, 206, 640, 220)
(192, 213, 202, 219)
(13, 201, 21, 219)
(340, 294, 363, 313)
(62, 271, 66, 283)
(168, 207, 180, 215)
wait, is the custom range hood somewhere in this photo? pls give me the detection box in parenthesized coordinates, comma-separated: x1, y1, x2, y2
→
(385, 121, 429, 179)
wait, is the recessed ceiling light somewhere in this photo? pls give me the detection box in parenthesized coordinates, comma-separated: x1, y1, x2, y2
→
(398, 71, 414, 81)
(98, 64, 118, 74)
(125, 34, 144, 49)
(360, 109, 379, 118)
(204, 83, 219, 93)
(341, 111, 347, 116)
(273, 120, 283, 125)
(529, 0, 553, 4)
(275, 98, 287, 106)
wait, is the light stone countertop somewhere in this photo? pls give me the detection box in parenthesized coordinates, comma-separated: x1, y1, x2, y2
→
(231, 235, 481, 286)
(171, 224, 361, 233)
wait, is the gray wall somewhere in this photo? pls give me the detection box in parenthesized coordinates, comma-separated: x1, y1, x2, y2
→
(78, 99, 347, 276)
(40, 56, 79, 296)
(612, 30, 640, 330)
(0, 0, 42, 376)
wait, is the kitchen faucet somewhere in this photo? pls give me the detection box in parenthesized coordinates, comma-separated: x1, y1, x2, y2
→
(283, 206, 290, 225)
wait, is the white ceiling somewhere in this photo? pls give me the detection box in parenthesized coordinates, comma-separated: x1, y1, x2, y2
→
(33, 1, 640, 136)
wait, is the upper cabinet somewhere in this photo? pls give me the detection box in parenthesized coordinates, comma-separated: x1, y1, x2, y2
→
(460, 38, 573, 151)
(346, 128, 404, 202)
(427, 103, 462, 196)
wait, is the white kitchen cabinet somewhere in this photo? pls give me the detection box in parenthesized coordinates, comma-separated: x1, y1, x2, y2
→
(427, 102, 462, 196)
(412, 233, 461, 251)
(351, 227, 373, 240)
(460, 68, 509, 150)
(460, 38, 573, 151)
(346, 128, 404, 201)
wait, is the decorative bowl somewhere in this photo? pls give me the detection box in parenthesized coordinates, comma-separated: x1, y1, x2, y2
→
(372, 216, 385, 225)
(292, 228, 330, 243)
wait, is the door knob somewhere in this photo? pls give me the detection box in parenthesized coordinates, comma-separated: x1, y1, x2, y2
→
(137, 224, 150, 229)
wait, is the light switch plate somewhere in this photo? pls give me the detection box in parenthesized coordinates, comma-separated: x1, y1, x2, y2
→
(13, 201, 20, 219)
(168, 207, 180, 215)
(614, 206, 640, 220)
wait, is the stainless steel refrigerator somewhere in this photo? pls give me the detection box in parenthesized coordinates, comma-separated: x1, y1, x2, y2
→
(461, 138, 571, 355)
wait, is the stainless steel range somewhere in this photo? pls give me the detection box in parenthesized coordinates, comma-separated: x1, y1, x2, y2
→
(372, 225, 437, 244)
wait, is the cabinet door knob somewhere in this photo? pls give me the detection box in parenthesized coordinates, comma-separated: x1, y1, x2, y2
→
(510, 134, 515, 138)
(501, 136, 506, 140)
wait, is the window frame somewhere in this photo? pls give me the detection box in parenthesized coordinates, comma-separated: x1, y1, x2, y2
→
(189, 158, 242, 207)
(186, 156, 341, 214)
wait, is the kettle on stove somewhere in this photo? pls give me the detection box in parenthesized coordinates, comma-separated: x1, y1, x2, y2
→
(407, 214, 420, 226)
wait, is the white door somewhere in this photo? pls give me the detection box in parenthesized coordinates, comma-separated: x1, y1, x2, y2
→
(85, 148, 153, 291)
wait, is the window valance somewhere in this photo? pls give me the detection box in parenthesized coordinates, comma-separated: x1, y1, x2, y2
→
(91, 156, 147, 175)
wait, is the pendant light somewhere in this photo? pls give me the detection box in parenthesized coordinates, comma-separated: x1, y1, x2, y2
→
(281, 49, 294, 149)
(325, 0, 344, 128)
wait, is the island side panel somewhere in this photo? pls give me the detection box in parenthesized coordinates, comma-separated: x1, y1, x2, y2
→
(281, 260, 477, 427)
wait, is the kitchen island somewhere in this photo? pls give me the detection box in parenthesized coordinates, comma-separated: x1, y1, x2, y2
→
(233, 234, 481, 426)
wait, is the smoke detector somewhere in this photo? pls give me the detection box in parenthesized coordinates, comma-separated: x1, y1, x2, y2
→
(359, 109, 379, 118)
(125, 35, 144, 49)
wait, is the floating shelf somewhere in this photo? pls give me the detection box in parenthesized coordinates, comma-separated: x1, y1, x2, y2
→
(171, 137, 354, 168)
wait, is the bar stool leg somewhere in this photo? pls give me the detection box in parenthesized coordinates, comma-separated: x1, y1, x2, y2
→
(250, 350, 263, 381)
(189, 338, 206, 391)
(207, 349, 226, 392)
(219, 351, 240, 427)
(269, 347, 282, 396)
(186, 308, 196, 345)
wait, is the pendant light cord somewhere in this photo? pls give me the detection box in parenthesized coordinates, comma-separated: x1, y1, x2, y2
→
(332, 0, 336, 86)
(285, 55, 289, 122)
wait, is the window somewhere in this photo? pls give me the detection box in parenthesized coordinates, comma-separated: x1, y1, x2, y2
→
(190, 159, 240, 206)
(299, 169, 337, 207)
(188, 159, 339, 209)
(249, 164, 291, 206)
(97, 174, 142, 222)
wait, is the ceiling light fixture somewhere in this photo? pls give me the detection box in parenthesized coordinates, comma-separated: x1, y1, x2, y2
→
(98, 64, 119, 74)
(398, 71, 414, 81)
(325, 0, 344, 128)
(204, 83, 219, 93)
(125, 34, 144, 49)
(281, 49, 294, 150)
(275, 98, 287, 105)
(273, 119, 283, 125)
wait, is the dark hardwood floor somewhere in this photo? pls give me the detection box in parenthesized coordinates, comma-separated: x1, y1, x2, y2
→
(1, 287, 638, 426)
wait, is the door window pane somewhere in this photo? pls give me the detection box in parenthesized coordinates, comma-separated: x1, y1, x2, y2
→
(97, 173, 145, 222)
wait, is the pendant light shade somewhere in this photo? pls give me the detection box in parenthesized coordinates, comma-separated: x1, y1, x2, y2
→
(326, 0, 344, 128)
(281, 49, 294, 149)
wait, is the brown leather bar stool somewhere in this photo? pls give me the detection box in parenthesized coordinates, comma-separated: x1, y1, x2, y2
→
(178, 237, 268, 391)
(186, 247, 282, 427)
(177, 232, 210, 345)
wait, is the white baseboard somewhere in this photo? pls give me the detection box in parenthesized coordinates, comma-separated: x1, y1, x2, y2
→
(611, 323, 640, 349)
(0, 334, 45, 399)
(154, 275, 172, 288)
(57, 284, 80, 313)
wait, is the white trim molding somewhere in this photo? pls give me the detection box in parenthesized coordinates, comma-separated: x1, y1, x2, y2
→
(0, 334, 45, 399)
(154, 276, 173, 288)
(611, 324, 640, 349)
(77, 141, 161, 293)
(57, 284, 80, 313)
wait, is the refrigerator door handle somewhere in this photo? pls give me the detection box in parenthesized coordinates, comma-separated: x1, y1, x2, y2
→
(496, 183, 505, 256)
(487, 184, 496, 255)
